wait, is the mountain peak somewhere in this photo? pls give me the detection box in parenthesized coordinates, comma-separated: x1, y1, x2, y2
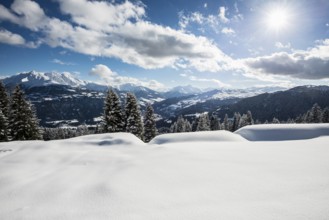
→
(3, 71, 86, 88)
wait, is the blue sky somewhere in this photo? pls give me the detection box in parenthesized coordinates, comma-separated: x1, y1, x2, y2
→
(0, 0, 329, 91)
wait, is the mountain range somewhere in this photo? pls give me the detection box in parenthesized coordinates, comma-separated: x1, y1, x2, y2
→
(1, 71, 328, 127)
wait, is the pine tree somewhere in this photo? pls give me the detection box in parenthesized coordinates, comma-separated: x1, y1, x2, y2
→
(9, 85, 41, 140)
(210, 115, 220, 130)
(143, 104, 157, 142)
(196, 113, 210, 131)
(125, 93, 143, 139)
(185, 119, 192, 132)
(0, 81, 9, 118)
(246, 110, 254, 125)
(231, 112, 241, 131)
(309, 103, 322, 123)
(223, 114, 229, 130)
(176, 115, 186, 132)
(103, 89, 124, 133)
(272, 117, 280, 124)
(322, 107, 329, 123)
(0, 109, 9, 141)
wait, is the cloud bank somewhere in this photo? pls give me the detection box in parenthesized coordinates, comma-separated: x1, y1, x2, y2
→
(0, 0, 234, 72)
(90, 64, 166, 91)
(244, 39, 329, 80)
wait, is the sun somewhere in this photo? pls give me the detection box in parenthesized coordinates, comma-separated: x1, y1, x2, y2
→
(265, 7, 291, 32)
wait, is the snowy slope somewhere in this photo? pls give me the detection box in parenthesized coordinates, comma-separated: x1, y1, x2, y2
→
(1, 125, 329, 219)
(235, 124, 329, 141)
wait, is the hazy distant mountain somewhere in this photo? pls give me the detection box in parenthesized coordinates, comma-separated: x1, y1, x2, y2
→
(164, 85, 203, 98)
(213, 85, 329, 122)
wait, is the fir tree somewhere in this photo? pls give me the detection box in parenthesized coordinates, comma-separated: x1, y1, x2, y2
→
(9, 85, 41, 140)
(223, 114, 229, 130)
(246, 110, 254, 125)
(0, 109, 9, 141)
(125, 93, 143, 139)
(231, 112, 241, 131)
(210, 115, 220, 131)
(196, 113, 210, 131)
(322, 107, 329, 123)
(309, 103, 322, 123)
(103, 89, 124, 133)
(176, 115, 186, 132)
(0, 81, 9, 118)
(272, 117, 280, 124)
(143, 104, 157, 142)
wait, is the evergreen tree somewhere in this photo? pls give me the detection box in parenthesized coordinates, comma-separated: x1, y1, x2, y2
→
(143, 104, 157, 142)
(196, 113, 210, 131)
(223, 114, 229, 130)
(0, 109, 9, 141)
(231, 112, 241, 131)
(246, 110, 254, 125)
(125, 93, 143, 139)
(210, 115, 220, 131)
(322, 107, 329, 123)
(309, 103, 322, 123)
(185, 119, 192, 132)
(272, 117, 280, 124)
(0, 81, 9, 118)
(9, 85, 41, 140)
(176, 115, 188, 132)
(103, 89, 124, 132)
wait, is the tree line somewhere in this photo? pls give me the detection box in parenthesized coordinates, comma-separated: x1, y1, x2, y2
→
(167, 103, 329, 133)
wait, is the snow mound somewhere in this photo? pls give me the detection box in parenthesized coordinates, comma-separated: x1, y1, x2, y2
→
(71, 132, 145, 146)
(150, 130, 246, 144)
(235, 124, 329, 141)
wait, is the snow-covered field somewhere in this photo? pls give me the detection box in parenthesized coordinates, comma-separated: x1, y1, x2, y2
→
(1, 125, 329, 219)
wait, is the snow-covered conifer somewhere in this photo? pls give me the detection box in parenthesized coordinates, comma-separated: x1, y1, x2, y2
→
(210, 115, 220, 131)
(0, 109, 9, 141)
(103, 89, 124, 133)
(125, 93, 143, 139)
(223, 114, 229, 130)
(232, 112, 241, 131)
(196, 113, 210, 131)
(309, 103, 322, 123)
(143, 104, 157, 142)
(9, 85, 41, 140)
(272, 117, 280, 124)
(322, 107, 329, 123)
(0, 81, 9, 118)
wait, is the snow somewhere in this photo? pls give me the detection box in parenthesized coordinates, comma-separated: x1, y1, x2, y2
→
(235, 124, 329, 141)
(1, 125, 329, 219)
(150, 130, 246, 144)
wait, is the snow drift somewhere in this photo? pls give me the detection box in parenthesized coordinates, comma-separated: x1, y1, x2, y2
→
(235, 124, 329, 141)
(150, 130, 246, 144)
(1, 125, 329, 219)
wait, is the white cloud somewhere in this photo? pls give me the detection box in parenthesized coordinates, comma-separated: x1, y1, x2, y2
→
(0, 29, 37, 48)
(221, 27, 235, 35)
(219, 7, 229, 23)
(243, 39, 329, 80)
(51, 59, 75, 65)
(275, 42, 291, 49)
(90, 64, 166, 91)
(0, 29, 25, 45)
(0, 0, 236, 73)
(204, 3, 208, 8)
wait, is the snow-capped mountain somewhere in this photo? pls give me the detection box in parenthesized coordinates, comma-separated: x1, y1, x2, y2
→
(1, 70, 294, 127)
(3, 71, 86, 88)
(164, 85, 203, 98)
